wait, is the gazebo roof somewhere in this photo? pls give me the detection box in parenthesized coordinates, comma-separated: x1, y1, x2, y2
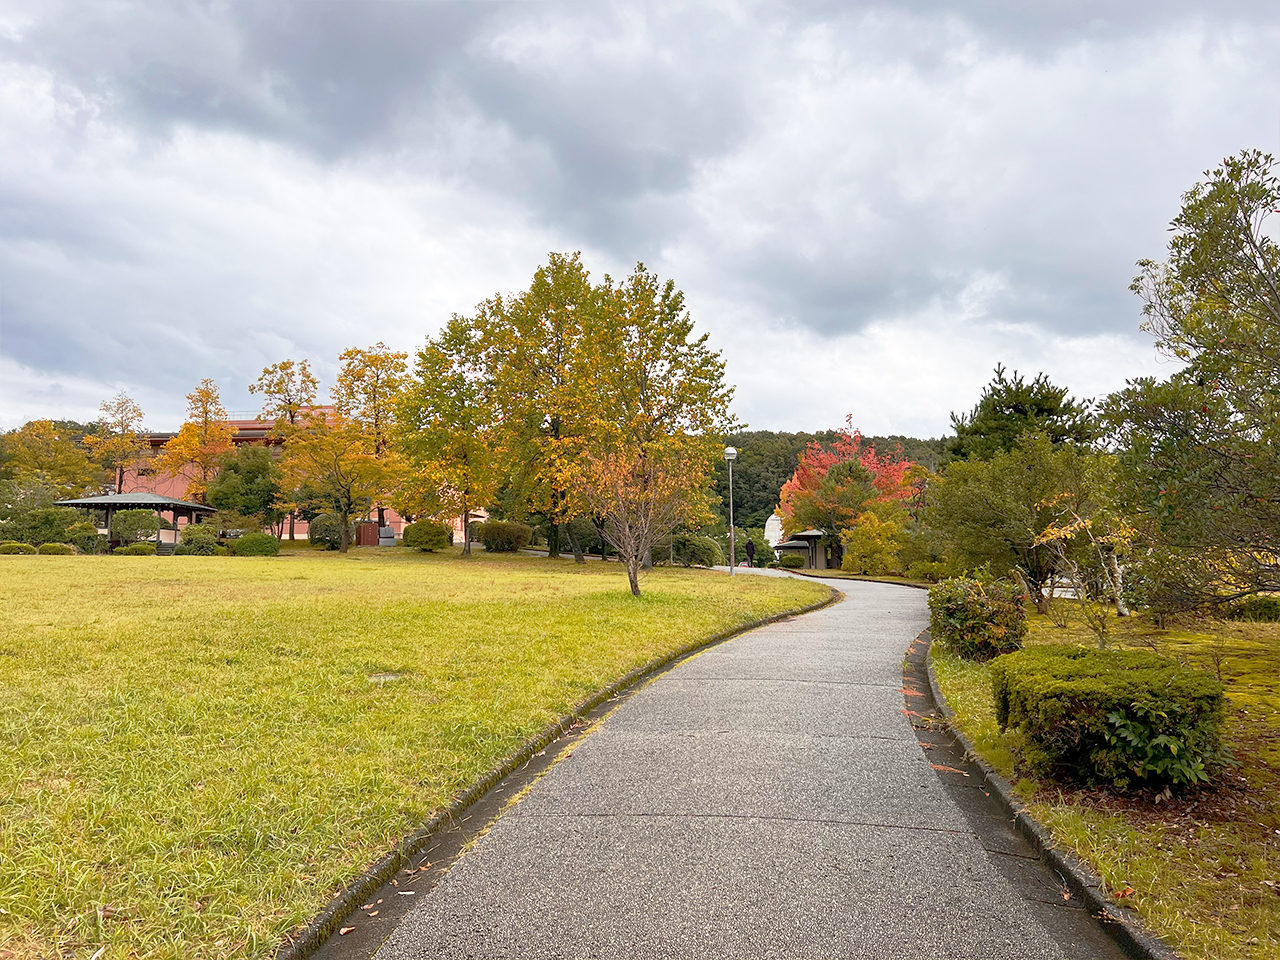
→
(55, 492, 216, 513)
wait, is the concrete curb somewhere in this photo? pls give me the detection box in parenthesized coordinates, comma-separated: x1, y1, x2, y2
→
(924, 637, 1182, 960)
(276, 586, 841, 960)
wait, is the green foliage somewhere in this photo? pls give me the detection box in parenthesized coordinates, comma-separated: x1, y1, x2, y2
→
(36, 542, 74, 555)
(949, 364, 1095, 461)
(231, 533, 280, 557)
(1220, 595, 1279, 622)
(402, 521, 453, 552)
(0, 541, 37, 554)
(778, 554, 805, 569)
(307, 512, 354, 551)
(114, 543, 157, 556)
(671, 533, 723, 567)
(990, 645, 1227, 790)
(180, 524, 220, 556)
(475, 520, 532, 552)
(839, 505, 906, 576)
(66, 520, 107, 555)
(110, 509, 160, 545)
(207, 446, 284, 528)
(928, 577, 1027, 661)
(1107, 150, 1279, 613)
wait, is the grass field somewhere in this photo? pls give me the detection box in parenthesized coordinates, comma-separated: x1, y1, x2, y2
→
(932, 610, 1279, 960)
(0, 548, 827, 959)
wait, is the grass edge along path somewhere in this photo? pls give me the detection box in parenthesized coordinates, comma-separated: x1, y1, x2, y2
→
(0, 551, 830, 960)
(929, 615, 1279, 960)
(278, 579, 840, 960)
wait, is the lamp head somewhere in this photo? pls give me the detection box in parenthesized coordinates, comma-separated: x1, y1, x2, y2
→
(723, 446, 737, 462)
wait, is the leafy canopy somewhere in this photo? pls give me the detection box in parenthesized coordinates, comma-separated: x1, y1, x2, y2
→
(949, 364, 1094, 461)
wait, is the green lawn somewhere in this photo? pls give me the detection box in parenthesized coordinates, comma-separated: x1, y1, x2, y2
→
(932, 610, 1279, 960)
(0, 548, 827, 959)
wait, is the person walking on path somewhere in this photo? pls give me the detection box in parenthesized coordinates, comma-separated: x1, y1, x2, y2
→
(744, 537, 756, 567)
(375, 576, 1123, 959)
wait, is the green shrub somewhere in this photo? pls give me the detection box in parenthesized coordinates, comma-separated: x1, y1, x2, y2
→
(1219, 595, 1279, 622)
(672, 533, 724, 567)
(928, 577, 1026, 661)
(214, 545, 230, 556)
(0, 541, 38, 555)
(307, 513, 353, 551)
(402, 521, 452, 551)
(778, 554, 806, 569)
(475, 520, 532, 552)
(9, 506, 81, 546)
(111, 509, 160, 544)
(905, 559, 950, 583)
(114, 543, 157, 556)
(231, 532, 279, 556)
(990, 645, 1227, 791)
(66, 520, 107, 555)
(180, 525, 220, 556)
(174, 544, 192, 556)
(37, 543, 74, 555)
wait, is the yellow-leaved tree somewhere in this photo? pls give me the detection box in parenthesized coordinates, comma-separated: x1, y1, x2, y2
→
(154, 380, 237, 503)
(333, 343, 408, 526)
(280, 418, 387, 553)
(2, 419, 102, 497)
(249, 358, 319, 539)
(82, 392, 147, 494)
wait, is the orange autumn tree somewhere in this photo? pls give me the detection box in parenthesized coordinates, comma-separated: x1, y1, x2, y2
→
(777, 418, 915, 569)
(154, 380, 237, 503)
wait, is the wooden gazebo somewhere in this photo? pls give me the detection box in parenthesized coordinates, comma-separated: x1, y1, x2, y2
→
(54, 492, 216, 552)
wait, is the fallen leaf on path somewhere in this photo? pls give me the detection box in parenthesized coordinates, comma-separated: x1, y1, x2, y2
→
(1117, 887, 1135, 899)
(339, 927, 355, 936)
(367, 911, 378, 917)
(930, 764, 969, 776)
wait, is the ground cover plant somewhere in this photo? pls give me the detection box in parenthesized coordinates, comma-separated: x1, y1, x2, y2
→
(0, 549, 826, 959)
(932, 608, 1279, 960)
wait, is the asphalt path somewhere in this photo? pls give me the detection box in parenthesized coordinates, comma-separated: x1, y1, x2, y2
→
(374, 575, 1119, 959)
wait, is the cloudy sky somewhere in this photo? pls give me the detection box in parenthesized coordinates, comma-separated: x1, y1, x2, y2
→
(0, 1, 1275, 436)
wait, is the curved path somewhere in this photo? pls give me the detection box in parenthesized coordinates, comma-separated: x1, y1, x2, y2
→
(374, 577, 1121, 959)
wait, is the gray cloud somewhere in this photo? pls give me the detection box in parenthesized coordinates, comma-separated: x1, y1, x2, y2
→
(0, 0, 1276, 431)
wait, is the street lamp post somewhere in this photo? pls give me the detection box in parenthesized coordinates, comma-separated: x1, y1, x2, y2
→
(724, 446, 737, 576)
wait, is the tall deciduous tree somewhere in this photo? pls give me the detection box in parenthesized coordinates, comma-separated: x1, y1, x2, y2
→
(575, 263, 736, 595)
(83, 392, 147, 494)
(949, 365, 1094, 461)
(396, 317, 497, 557)
(333, 343, 408, 525)
(1, 420, 101, 497)
(280, 419, 386, 554)
(249, 359, 319, 431)
(1105, 149, 1279, 611)
(207, 446, 285, 535)
(154, 380, 237, 503)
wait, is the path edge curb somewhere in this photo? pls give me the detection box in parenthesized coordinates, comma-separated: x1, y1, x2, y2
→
(923, 634, 1182, 960)
(276, 584, 841, 960)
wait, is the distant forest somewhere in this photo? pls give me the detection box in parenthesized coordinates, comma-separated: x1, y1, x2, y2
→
(710, 430, 950, 529)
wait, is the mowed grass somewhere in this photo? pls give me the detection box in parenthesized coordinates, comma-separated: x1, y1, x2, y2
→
(0, 549, 827, 959)
(933, 610, 1279, 960)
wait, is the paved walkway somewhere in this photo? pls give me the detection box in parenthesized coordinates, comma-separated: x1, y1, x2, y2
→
(374, 577, 1115, 959)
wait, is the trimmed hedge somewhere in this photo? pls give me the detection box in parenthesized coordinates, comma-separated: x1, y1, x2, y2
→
(475, 520, 532, 553)
(231, 532, 280, 556)
(0, 541, 38, 555)
(180, 525, 220, 556)
(37, 543, 74, 555)
(114, 543, 157, 556)
(928, 577, 1026, 661)
(990, 644, 1227, 791)
(672, 533, 723, 568)
(778, 554, 805, 569)
(67, 521, 107, 555)
(402, 521, 452, 552)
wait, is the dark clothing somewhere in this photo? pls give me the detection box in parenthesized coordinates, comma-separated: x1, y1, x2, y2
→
(745, 540, 756, 566)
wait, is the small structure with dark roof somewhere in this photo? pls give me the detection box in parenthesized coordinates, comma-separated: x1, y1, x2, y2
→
(55, 492, 216, 553)
(774, 528, 830, 569)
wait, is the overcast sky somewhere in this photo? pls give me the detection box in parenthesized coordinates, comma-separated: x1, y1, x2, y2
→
(0, 1, 1275, 436)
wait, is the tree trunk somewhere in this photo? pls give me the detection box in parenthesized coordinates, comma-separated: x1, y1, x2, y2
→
(626, 556, 642, 597)
(339, 508, 350, 553)
(548, 521, 560, 559)
(288, 512, 296, 541)
(566, 522, 586, 564)
(462, 506, 472, 557)
(377, 505, 386, 526)
(1108, 549, 1129, 616)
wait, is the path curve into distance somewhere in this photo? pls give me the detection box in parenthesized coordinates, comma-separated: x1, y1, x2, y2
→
(374, 575, 1123, 959)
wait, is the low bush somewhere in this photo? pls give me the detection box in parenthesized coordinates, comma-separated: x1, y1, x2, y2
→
(114, 543, 157, 556)
(990, 644, 1227, 791)
(0, 541, 38, 555)
(905, 559, 950, 583)
(672, 533, 724, 567)
(111, 509, 160, 544)
(402, 521, 452, 552)
(475, 520, 532, 552)
(231, 532, 279, 557)
(778, 554, 805, 569)
(180, 525, 220, 556)
(308, 513, 354, 551)
(928, 577, 1026, 661)
(37, 543, 74, 555)
(66, 520, 107, 555)
(1219, 595, 1279, 622)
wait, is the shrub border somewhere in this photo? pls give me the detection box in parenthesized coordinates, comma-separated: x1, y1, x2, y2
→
(925, 635, 1181, 960)
(276, 584, 841, 960)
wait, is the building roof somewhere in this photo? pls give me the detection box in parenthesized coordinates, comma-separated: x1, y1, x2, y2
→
(789, 529, 825, 538)
(775, 539, 812, 549)
(55, 493, 217, 513)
